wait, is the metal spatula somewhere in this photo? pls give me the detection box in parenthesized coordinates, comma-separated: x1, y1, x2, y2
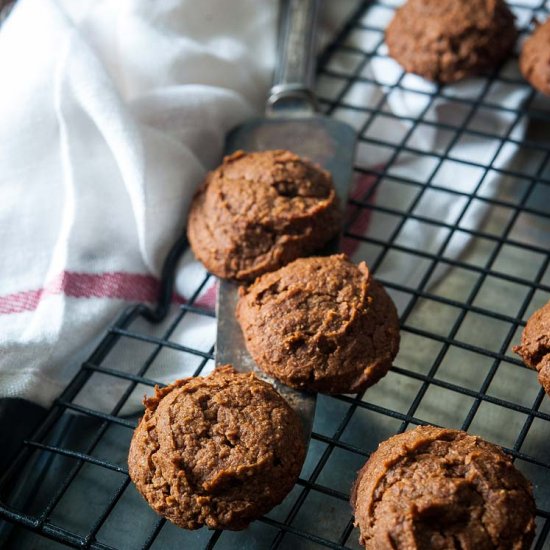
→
(215, 0, 357, 442)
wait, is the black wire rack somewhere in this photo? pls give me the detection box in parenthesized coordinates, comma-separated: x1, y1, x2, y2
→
(1, 1, 550, 548)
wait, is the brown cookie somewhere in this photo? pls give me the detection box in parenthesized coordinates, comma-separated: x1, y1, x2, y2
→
(351, 426, 536, 550)
(386, 0, 517, 84)
(187, 150, 341, 281)
(127, 366, 306, 531)
(513, 299, 550, 396)
(236, 254, 400, 394)
(520, 18, 550, 95)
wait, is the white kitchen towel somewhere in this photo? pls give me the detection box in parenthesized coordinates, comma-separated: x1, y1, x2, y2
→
(0, 0, 533, 409)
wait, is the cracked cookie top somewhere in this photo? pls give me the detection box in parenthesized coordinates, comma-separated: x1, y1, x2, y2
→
(127, 366, 306, 530)
(187, 149, 341, 281)
(351, 425, 536, 550)
(236, 254, 400, 394)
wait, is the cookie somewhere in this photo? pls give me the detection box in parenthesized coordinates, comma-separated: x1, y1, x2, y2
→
(236, 254, 400, 394)
(351, 426, 536, 550)
(513, 299, 550, 396)
(128, 366, 306, 530)
(386, 0, 517, 84)
(520, 18, 550, 95)
(187, 149, 341, 281)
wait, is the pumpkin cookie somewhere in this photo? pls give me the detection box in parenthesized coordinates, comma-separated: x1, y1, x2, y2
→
(351, 426, 536, 549)
(236, 254, 400, 394)
(513, 299, 550, 396)
(520, 18, 550, 95)
(128, 366, 306, 530)
(386, 0, 517, 83)
(187, 150, 341, 281)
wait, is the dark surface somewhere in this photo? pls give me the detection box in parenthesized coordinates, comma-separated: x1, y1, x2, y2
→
(0, 398, 46, 476)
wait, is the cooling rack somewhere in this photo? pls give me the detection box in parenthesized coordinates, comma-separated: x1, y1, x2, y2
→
(1, 1, 550, 548)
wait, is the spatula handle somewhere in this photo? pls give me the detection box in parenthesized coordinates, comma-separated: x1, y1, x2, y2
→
(267, 0, 319, 116)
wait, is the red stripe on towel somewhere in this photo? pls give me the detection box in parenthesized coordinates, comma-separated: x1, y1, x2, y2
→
(0, 271, 185, 315)
(195, 282, 218, 310)
(341, 172, 377, 257)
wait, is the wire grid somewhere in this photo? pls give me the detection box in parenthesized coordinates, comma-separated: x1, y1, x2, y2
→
(1, 0, 550, 548)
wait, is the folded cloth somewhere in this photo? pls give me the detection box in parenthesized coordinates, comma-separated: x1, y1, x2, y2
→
(0, 0, 532, 410)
